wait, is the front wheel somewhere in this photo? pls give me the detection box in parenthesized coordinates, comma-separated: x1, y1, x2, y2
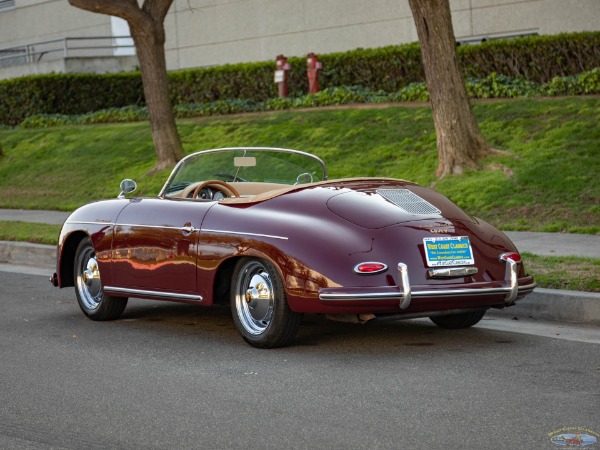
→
(230, 258, 302, 348)
(74, 237, 128, 321)
(429, 309, 486, 329)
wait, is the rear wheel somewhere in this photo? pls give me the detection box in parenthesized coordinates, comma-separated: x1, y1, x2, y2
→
(74, 237, 127, 321)
(231, 257, 302, 348)
(430, 309, 486, 329)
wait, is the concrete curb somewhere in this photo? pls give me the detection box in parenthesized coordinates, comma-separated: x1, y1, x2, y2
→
(0, 240, 55, 268)
(1, 240, 599, 327)
(490, 288, 600, 326)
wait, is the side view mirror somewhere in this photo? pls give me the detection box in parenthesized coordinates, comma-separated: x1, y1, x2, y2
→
(118, 179, 137, 198)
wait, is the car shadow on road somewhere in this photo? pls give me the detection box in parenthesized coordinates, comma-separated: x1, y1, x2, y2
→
(94, 298, 522, 355)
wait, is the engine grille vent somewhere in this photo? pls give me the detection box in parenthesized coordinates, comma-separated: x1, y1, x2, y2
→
(376, 189, 441, 216)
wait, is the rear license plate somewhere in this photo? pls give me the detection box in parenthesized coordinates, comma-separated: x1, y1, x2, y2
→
(423, 236, 475, 267)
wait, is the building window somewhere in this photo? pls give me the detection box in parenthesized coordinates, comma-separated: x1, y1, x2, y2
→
(0, 0, 15, 11)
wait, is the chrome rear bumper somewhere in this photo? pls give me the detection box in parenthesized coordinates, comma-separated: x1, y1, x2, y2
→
(319, 259, 536, 308)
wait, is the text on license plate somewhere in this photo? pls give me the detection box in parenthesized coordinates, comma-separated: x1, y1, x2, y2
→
(423, 236, 475, 267)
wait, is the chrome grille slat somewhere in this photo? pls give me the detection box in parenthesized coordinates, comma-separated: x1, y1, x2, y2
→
(376, 189, 441, 215)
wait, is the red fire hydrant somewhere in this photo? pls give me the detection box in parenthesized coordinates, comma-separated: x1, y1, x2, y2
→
(274, 55, 291, 98)
(306, 52, 322, 94)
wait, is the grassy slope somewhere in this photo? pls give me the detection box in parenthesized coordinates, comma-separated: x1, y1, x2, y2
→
(0, 221, 60, 245)
(0, 97, 598, 233)
(522, 252, 600, 292)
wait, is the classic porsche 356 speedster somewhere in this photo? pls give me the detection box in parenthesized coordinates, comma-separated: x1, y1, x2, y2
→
(51, 147, 535, 348)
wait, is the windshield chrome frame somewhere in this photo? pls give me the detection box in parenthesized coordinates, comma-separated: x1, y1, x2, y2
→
(158, 147, 328, 197)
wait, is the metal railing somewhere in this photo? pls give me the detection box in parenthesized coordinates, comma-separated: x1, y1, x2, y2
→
(0, 36, 136, 68)
(457, 29, 539, 45)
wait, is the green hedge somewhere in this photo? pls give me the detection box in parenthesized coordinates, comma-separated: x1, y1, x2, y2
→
(460, 32, 600, 82)
(2, 32, 600, 125)
(19, 69, 600, 128)
(0, 73, 143, 125)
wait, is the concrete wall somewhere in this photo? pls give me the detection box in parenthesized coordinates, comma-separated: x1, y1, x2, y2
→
(0, 56, 139, 80)
(162, 0, 600, 70)
(164, 0, 417, 69)
(1, 0, 599, 77)
(0, 1, 134, 78)
(0, 0, 111, 49)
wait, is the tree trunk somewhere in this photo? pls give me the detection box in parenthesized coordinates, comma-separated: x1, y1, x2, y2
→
(68, 0, 183, 172)
(131, 19, 184, 172)
(408, 0, 490, 177)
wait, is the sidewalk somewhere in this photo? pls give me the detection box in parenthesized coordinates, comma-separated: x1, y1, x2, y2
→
(504, 231, 600, 259)
(1, 209, 599, 326)
(0, 208, 70, 225)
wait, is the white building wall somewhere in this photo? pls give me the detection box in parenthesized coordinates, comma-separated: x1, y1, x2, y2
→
(0, 0, 598, 75)
(164, 0, 418, 69)
(0, 0, 111, 48)
(163, 0, 600, 70)
(468, 0, 600, 37)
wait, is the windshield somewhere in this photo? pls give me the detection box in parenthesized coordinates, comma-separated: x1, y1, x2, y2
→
(160, 147, 328, 196)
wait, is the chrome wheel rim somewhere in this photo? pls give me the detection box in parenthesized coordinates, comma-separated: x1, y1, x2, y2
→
(235, 261, 274, 335)
(76, 247, 102, 311)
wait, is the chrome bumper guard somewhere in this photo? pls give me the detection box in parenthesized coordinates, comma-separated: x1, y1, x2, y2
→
(319, 259, 536, 308)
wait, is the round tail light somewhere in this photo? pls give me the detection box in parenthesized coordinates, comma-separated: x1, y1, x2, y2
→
(500, 252, 521, 263)
(354, 262, 388, 275)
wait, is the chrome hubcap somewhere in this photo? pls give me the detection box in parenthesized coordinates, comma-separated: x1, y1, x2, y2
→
(77, 248, 102, 311)
(235, 261, 274, 335)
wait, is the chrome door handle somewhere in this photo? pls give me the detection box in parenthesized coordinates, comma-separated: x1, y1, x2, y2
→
(182, 225, 196, 233)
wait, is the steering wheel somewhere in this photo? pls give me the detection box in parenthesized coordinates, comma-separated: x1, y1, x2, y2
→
(294, 172, 314, 185)
(192, 180, 240, 200)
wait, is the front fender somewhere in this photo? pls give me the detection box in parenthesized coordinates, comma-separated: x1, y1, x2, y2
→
(55, 199, 130, 288)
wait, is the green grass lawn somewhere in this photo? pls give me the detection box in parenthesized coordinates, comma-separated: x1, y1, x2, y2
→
(522, 253, 600, 292)
(0, 97, 598, 234)
(0, 221, 60, 245)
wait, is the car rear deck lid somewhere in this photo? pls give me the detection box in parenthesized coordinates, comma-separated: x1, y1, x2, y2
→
(376, 189, 441, 216)
(327, 189, 442, 229)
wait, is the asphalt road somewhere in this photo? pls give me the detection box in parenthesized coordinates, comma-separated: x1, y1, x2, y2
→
(1, 271, 598, 450)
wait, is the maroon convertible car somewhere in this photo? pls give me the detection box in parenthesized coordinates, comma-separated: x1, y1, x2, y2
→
(51, 147, 536, 348)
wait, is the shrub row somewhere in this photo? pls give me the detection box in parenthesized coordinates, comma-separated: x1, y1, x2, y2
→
(19, 69, 600, 128)
(0, 73, 143, 126)
(2, 32, 600, 125)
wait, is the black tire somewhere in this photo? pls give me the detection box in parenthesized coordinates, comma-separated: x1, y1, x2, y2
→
(430, 309, 486, 329)
(74, 237, 128, 321)
(230, 257, 302, 348)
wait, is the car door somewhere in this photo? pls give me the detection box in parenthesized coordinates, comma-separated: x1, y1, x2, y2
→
(109, 198, 213, 298)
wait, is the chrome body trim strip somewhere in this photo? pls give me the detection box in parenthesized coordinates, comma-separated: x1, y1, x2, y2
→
(67, 221, 281, 239)
(318, 283, 536, 302)
(67, 221, 116, 226)
(117, 223, 193, 232)
(104, 286, 203, 302)
(202, 229, 289, 240)
(320, 292, 405, 301)
(518, 282, 537, 292)
(67, 221, 197, 233)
